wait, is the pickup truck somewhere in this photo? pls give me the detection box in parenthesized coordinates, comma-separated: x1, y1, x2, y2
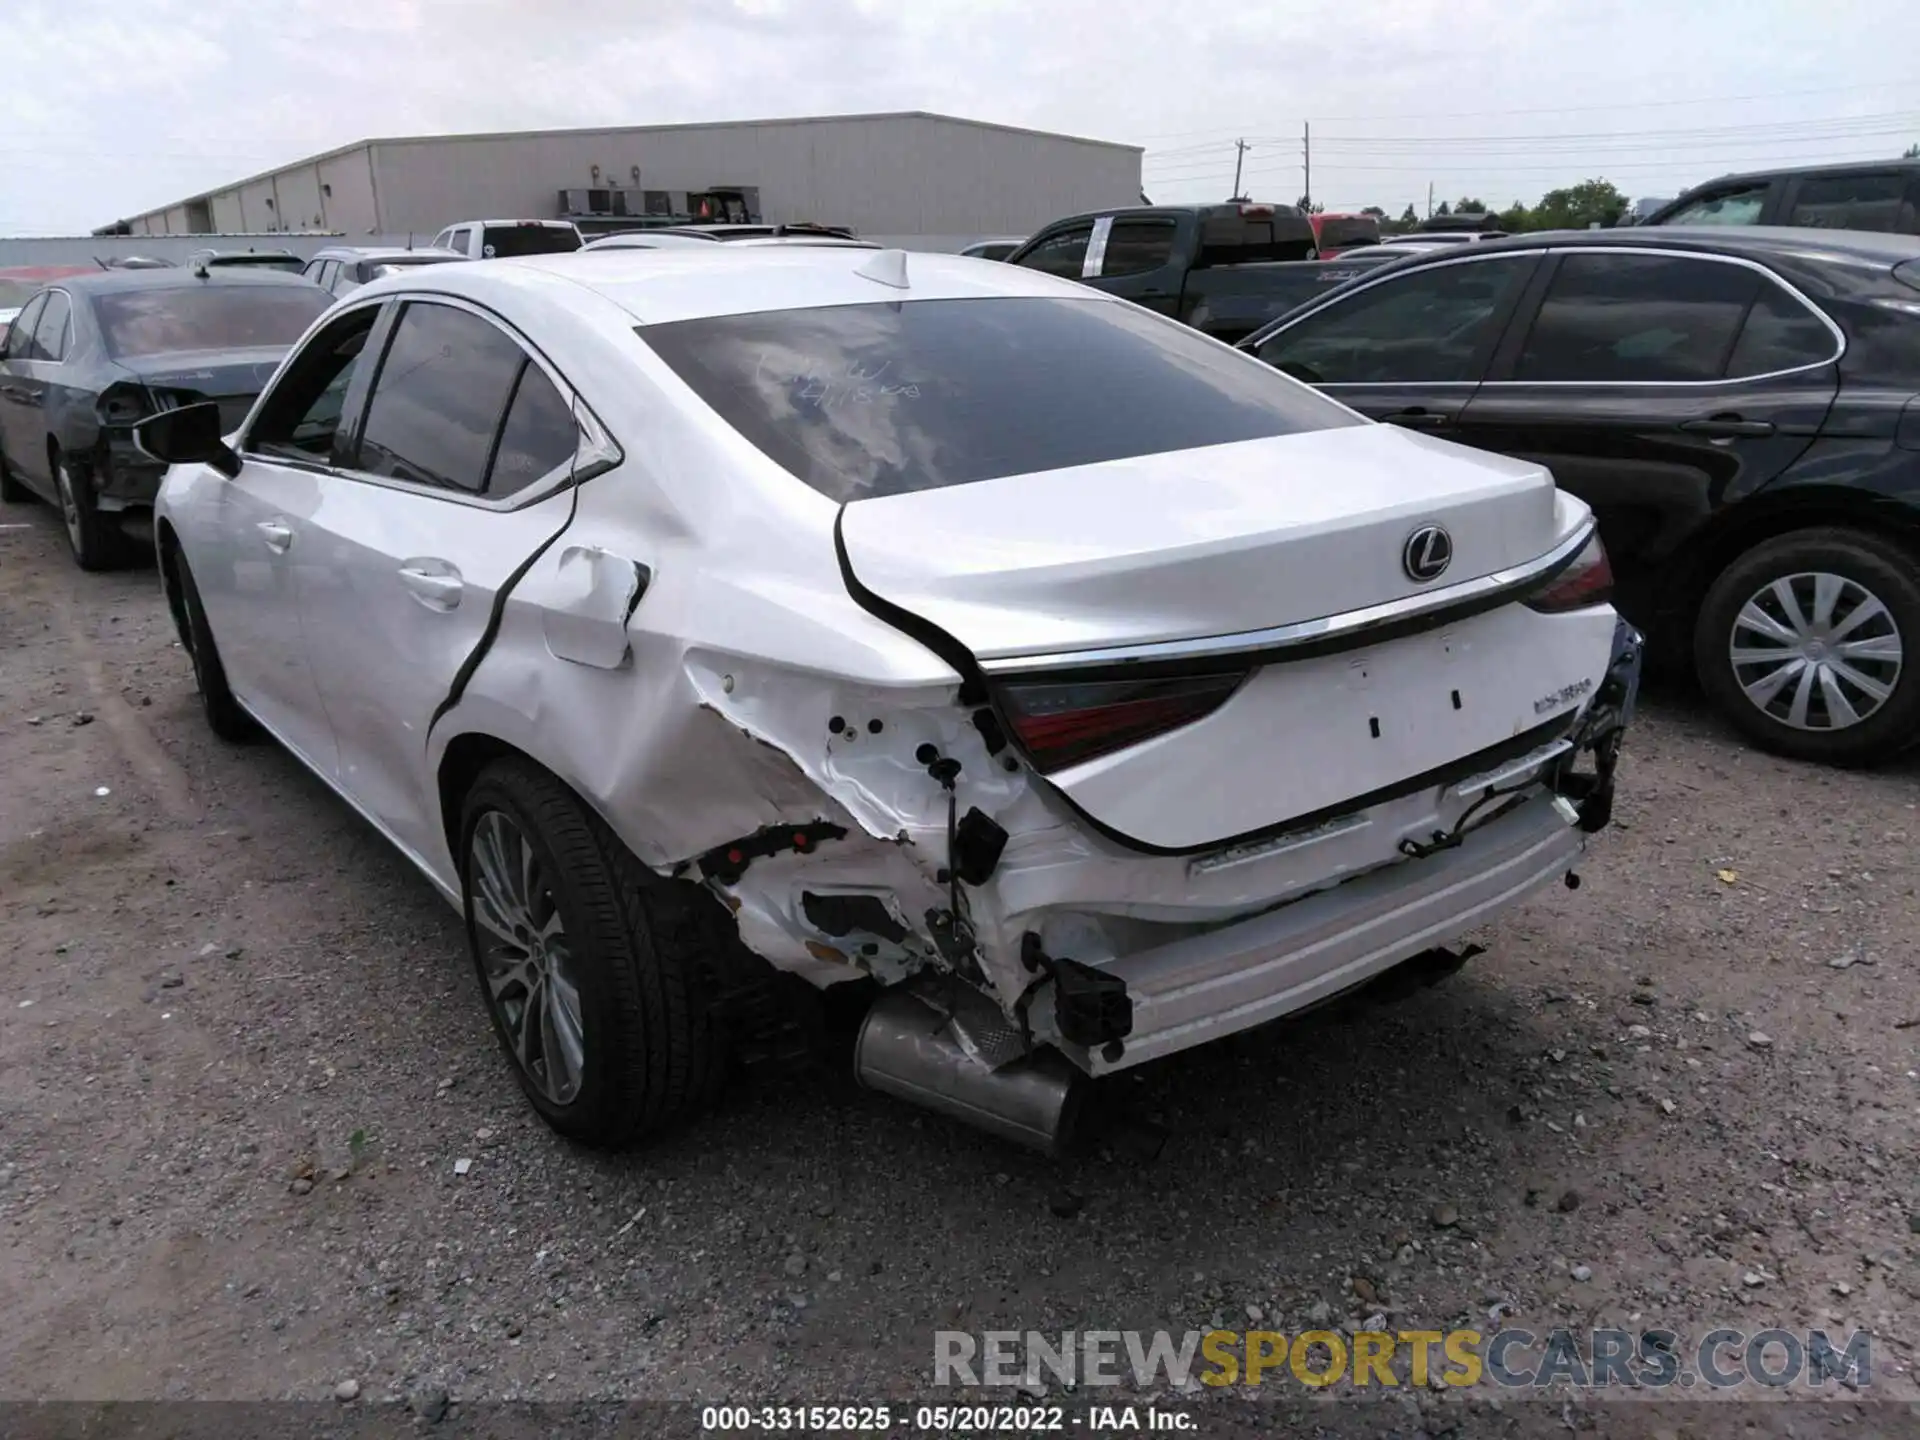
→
(1004, 202, 1320, 343)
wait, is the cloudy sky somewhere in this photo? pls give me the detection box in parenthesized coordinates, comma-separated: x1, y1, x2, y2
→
(2, 0, 1916, 234)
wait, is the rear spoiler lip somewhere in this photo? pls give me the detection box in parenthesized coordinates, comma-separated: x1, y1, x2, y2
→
(976, 518, 1597, 684)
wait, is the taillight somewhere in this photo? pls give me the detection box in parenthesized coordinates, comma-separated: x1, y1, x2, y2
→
(1526, 532, 1614, 613)
(97, 381, 154, 426)
(997, 672, 1247, 774)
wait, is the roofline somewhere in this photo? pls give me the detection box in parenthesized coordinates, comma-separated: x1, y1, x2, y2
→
(101, 110, 1145, 229)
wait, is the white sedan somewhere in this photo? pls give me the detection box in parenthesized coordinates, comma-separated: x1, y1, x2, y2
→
(137, 246, 1642, 1152)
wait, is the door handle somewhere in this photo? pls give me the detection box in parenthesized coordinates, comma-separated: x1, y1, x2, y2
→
(1382, 409, 1449, 429)
(257, 520, 293, 553)
(398, 563, 463, 610)
(1680, 415, 1775, 438)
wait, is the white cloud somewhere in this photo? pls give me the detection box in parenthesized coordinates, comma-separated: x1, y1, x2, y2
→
(0, 0, 1915, 233)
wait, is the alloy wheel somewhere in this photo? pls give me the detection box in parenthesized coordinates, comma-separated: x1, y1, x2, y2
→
(1727, 571, 1903, 732)
(467, 810, 586, 1104)
(54, 463, 84, 554)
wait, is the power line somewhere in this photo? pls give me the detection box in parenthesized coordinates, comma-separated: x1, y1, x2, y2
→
(1119, 78, 1918, 138)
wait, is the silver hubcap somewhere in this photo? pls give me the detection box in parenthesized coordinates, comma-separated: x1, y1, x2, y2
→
(55, 463, 83, 550)
(1728, 571, 1903, 732)
(468, 811, 585, 1104)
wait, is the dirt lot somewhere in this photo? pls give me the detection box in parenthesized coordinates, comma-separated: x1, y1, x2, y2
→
(3, 506, 1919, 1436)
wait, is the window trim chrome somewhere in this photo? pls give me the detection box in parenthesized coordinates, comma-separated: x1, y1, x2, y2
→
(1251, 243, 1847, 390)
(1482, 244, 1846, 388)
(236, 290, 621, 513)
(977, 517, 1598, 676)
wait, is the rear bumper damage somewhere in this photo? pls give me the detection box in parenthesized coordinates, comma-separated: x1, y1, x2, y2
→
(696, 614, 1645, 1096)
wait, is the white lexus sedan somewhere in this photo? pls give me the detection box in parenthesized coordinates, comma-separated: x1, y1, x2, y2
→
(138, 246, 1642, 1153)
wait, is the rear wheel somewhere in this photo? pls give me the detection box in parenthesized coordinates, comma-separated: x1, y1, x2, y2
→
(53, 453, 125, 571)
(173, 549, 258, 742)
(458, 759, 728, 1147)
(1694, 527, 1920, 767)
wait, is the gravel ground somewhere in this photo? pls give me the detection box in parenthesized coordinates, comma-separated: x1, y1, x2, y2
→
(3, 509, 1920, 1438)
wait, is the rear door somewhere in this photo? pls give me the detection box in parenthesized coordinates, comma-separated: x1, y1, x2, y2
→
(1083, 215, 1184, 315)
(0, 293, 48, 483)
(1456, 248, 1840, 602)
(292, 297, 585, 866)
(1248, 252, 1540, 434)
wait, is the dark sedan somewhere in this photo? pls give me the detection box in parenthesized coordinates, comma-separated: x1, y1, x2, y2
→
(1240, 226, 1920, 768)
(0, 269, 332, 569)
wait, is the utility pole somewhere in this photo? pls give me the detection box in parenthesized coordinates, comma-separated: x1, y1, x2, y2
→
(1302, 122, 1311, 211)
(1427, 181, 1434, 219)
(1230, 138, 1249, 201)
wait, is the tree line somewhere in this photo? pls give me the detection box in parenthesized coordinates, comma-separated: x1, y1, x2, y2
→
(1323, 179, 1634, 232)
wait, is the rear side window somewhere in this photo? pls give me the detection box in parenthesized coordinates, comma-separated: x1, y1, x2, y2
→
(355, 302, 530, 493)
(1254, 255, 1532, 384)
(32, 290, 71, 361)
(488, 364, 578, 498)
(1015, 226, 1092, 278)
(641, 296, 1361, 503)
(480, 224, 581, 258)
(1726, 285, 1837, 378)
(1099, 219, 1177, 277)
(95, 284, 332, 358)
(1513, 253, 1758, 383)
(4, 294, 47, 360)
(1786, 173, 1912, 232)
(1657, 184, 1768, 226)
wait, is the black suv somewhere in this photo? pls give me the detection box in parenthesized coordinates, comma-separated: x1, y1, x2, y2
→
(1640, 159, 1920, 236)
(1240, 227, 1920, 767)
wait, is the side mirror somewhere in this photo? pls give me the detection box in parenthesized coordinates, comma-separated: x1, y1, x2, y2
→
(133, 401, 241, 478)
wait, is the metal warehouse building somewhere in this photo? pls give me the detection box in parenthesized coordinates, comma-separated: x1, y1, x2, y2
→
(98, 111, 1143, 249)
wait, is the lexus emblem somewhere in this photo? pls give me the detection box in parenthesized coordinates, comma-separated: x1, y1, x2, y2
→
(1402, 524, 1453, 583)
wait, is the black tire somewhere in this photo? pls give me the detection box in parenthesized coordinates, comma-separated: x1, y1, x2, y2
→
(458, 758, 729, 1147)
(1694, 526, 1920, 767)
(174, 549, 259, 742)
(52, 451, 127, 572)
(0, 448, 28, 504)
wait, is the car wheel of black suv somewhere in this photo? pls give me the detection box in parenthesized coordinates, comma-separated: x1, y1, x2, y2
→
(458, 758, 729, 1148)
(52, 452, 126, 571)
(172, 548, 259, 743)
(1695, 527, 1920, 767)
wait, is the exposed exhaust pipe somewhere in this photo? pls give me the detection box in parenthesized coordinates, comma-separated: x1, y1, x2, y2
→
(855, 991, 1084, 1155)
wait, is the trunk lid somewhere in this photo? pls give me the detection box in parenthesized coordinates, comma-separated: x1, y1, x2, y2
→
(839, 424, 1604, 852)
(116, 348, 287, 432)
(839, 423, 1571, 662)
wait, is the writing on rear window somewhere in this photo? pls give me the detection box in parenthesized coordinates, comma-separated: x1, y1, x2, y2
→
(757, 353, 923, 409)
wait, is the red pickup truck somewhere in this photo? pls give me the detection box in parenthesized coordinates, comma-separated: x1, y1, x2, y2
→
(1308, 213, 1381, 257)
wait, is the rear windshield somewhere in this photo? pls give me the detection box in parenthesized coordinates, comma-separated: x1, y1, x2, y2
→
(206, 255, 305, 273)
(96, 284, 333, 358)
(642, 297, 1360, 502)
(1316, 218, 1380, 249)
(481, 225, 581, 258)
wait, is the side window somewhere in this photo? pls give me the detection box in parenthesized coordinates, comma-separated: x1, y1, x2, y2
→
(1255, 257, 1531, 384)
(31, 291, 71, 361)
(488, 363, 578, 498)
(1786, 173, 1909, 232)
(449, 227, 474, 256)
(355, 301, 530, 494)
(1726, 284, 1837, 378)
(429, 230, 451, 250)
(302, 258, 326, 280)
(1658, 184, 1769, 227)
(335, 265, 365, 297)
(313, 261, 339, 291)
(5, 294, 47, 361)
(1015, 225, 1093, 278)
(1513, 253, 1758, 384)
(1099, 219, 1177, 278)
(247, 305, 381, 463)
